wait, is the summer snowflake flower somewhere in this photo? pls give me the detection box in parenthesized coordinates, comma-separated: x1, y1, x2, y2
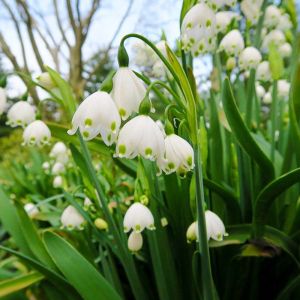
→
(256, 61, 272, 82)
(186, 221, 197, 243)
(239, 47, 262, 70)
(24, 203, 39, 218)
(264, 5, 281, 28)
(53, 175, 63, 188)
(42, 161, 50, 170)
(255, 83, 266, 99)
(262, 30, 285, 51)
(128, 231, 143, 252)
(68, 91, 120, 146)
(50, 142, 69, 164)
(132, 40, 155, 68)
(0, 87, 7, 115)
(263, 91, 272, 104)
(205, 210, 228, 241)
(115, 115, 165, 161)
(7, 101, 35, 127)
(277, 13, 292, 31)
(123, 202, 155, 233)
(181, 3, 216, 57)
(277, 80, 290, 99)
(279, 43, 292, 58)
(240, 0, 262, 25)
(61, 205, 85, 230)
(157, 134, 194, 175)
(110, 67, 146, 120)
(23, 120, 51, 147)
(37, 72, 56, 90)
(51, 162, 65, 175)
(219, 29, 244, 56)
(216, 12, 239, 33)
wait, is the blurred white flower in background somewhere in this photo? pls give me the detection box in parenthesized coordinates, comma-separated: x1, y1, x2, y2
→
(24, 203, 39, 218)
(0, 88, 7, 115)
(128, 231, 143, 252)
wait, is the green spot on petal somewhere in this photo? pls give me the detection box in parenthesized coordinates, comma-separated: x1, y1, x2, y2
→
(119, 144, 126, 155)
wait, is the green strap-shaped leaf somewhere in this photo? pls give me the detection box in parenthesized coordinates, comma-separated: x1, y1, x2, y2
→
(0, 271, 44, 298)
(222, 78, 275, 185)
(277, 274, 300, 300)
(253, 168, 300, 237)
(43, 231, 121, 300)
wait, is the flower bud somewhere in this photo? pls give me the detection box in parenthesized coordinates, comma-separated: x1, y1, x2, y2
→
(36, 72, 56, 90)
(186, 221, 197, 243)
(24, 203, 39, 218)
(42, 161, 50, 170)
(256, 61, 272, 82)
(53, 175, 63, 188)
(61, 205, 85, 230)
(123, 202, 155, 233)
(263, 91, 272, 104)
(128, 231, 143, 252)
(226, 57, 236, 71)
(255, 83, 265, 99)
(94, 218, 108, 230)
(110, 67, 146, 120)
(7, 101, 36, 128)
(50, 142, 68, 161)
(23, 120, 51, 147)
(117, 44, 129, 67)
(51, 162, 65, 175)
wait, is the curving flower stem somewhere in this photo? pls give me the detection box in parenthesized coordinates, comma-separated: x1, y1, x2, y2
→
(119, 33, 216, 299)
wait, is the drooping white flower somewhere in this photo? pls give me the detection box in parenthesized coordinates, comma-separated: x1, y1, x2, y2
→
(181, 3, 217, 56)
(53, 175, 63, 188)
(110, 67, 146, 120)
(264, 5, 281, 28)
(279, 43, 292, 58)
(42, 161, 50, 170)
(239, 47, 262, 70)
(36, 72, 56, 90)
(68, 91, 120, 146)
(123, 202, 155, 233)
(61, 205, 85, 230)
(226, 57, 236, 71)
(157, 134, 194, 175)
(115, 115, 165, 161)
(256, 61, 272, 82)
(277, 80, 290, 99)
(132, 40, 156, 68)
(263, 91, 272, 104)
(0, 87, 7, 115)
(52, 162, 65, 175)
(7, 101, 35, 128)
(241, 0, 263, 25)
(216, 11, 239, 33)
(50, 142, 69, 164)
(23, 120, 51, 147)
(219, 29, 244, 56)
(186, 221, 197, 243)
(24, 203, 39, 218)
(277, 13, 292, 31)
(128, 231, 143, 252)
(151, 41, 168, 78)
(255, 83, 266, 99)
(262, 29, 285, 51)
(205, 210, 228, 241)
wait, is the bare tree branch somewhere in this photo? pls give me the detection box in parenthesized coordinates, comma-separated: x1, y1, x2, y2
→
(66, 0, 77, 34)
(82, 0, 100, 41)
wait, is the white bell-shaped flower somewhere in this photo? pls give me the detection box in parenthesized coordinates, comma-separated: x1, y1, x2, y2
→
(0, 87, 7, 115)
(263, 91, 272, 104)
(239, 47, 262, 70)
(181, 3, 216, 56)
(262, 29, 285, 51)
(23, 120, 51, 147)
(37, 72, 56, 90)
(50, 142, 69, 164)
(205, 210, 228, 241)
(277, 13, 292, 31)
(264, 5, 281, 28)
(42, 161, 50, 170)
(110, 67, 146, 120)
(255, 83, 266, 99)
(132, 40, 156, 68)
(157, 134, 194, 175)
(61, 205, 85, 230)
(256, 61, 272, 82)
(216, 11, 239, 33)
(53, 175, 63, 188)
(186, 221, 197, 243)
(128, 231, 143, 252)
(241, 0, 262, 25)
(115, 115, 165, 161)
(278, 80, 290, 99)
(24, 203, 39, 218)
(68, 91, 120, 146)
(279, 43, 292, 58)
(52, 162, 65, 175)
(123, 202, 155, 233)
(7, 101, 35, 128)
(219, 29, 244, 56)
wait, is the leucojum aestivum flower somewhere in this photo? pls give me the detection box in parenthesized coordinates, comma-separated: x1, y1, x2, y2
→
(0, 0, 298, 299)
